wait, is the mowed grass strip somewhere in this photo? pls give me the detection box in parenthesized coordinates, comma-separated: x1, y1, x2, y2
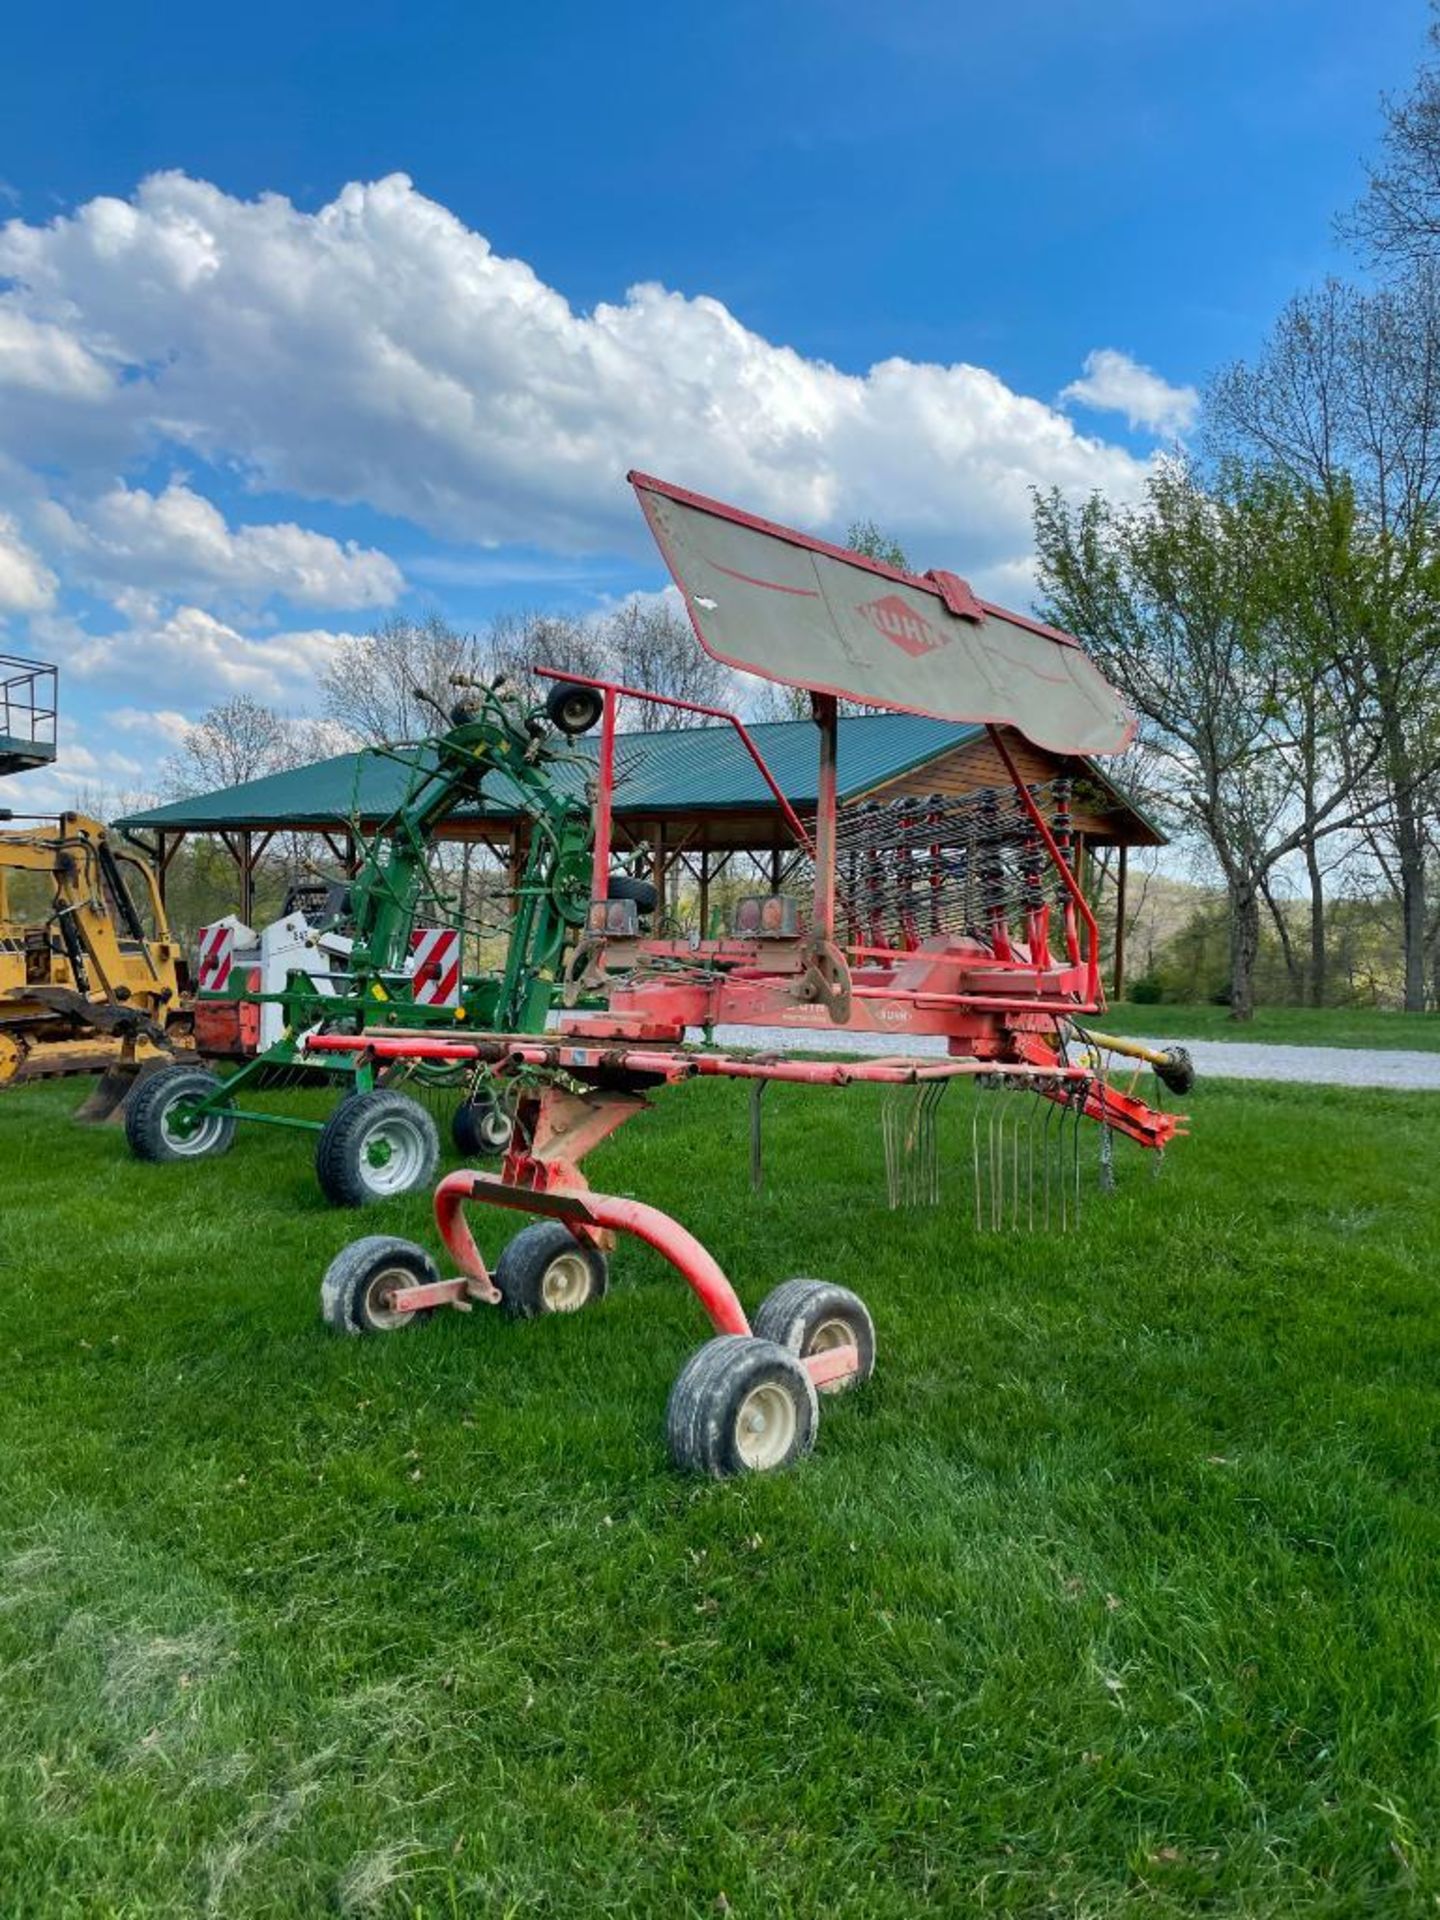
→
(0, 1073, 1438, 1917)
(1099, 1001, 1440, 1052)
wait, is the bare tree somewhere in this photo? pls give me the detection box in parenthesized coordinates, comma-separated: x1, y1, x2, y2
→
(319, 613, 483, 744)
(1347, 4, 1440, 265)
(481, 609, 610, 710)
(162, 696, 302, 797)
(600, 598, 728, 728)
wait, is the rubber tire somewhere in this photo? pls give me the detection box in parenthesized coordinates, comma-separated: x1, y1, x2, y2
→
(320, 1235, 439, 1335)
(666, 1335, 818, 1477)
(314, 1089, 440, 1208)
(545, 680, 605, 736)
(752, 1278, 876, 1395)
(124, 1063, 236, 1163)
(1155, 1046, 1196, 1095)
(451, 1095, 513, 1158)
(607, 873, 658, 916)
(492, 1220, 608, 1319)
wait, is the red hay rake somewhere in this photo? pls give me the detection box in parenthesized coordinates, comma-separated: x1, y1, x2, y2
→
(313, 473, 1191, 1477)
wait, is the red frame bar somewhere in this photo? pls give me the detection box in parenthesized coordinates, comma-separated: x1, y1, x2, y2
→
(591, 685, 617, 903)
(303, 1029, 1089, 1088)
(536, 666, 816, 864)
(435, 1169, 752, 1335)
(986, 726, 1102, 1006)
(431, 1168, 864, 1385)
(811, 693, 838, 944)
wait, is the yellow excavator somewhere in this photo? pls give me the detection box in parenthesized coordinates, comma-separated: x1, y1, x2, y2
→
(0, 808, 187, 1119)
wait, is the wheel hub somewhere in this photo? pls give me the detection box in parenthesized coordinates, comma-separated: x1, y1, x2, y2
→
(363, 1266, 416, 1330)
(541, 1250, 592, 1312)
(735, 1381, 797, 1470)
(162, 1095, 224, 1154)
(359, 1116, 425, 1193)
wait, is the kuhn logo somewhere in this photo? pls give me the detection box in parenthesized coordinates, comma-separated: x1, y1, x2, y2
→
(857, 593, 948, 658)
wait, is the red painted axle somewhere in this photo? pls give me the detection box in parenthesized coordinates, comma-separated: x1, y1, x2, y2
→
(434, 1169, 752, 1336)
(426, 1168, 863, 1388)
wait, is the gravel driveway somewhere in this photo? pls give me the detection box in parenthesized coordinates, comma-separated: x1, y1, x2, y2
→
(710, 1023, 1440, 1091)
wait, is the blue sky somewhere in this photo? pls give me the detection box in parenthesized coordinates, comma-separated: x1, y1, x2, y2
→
(0, 0, 1430, 806)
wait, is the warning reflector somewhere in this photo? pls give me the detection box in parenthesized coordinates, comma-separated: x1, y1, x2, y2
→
(196, 922, 236, 995)
(409, 926, 462, 1007)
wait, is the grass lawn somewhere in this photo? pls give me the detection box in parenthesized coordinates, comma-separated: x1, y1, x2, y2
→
(2, 1071, 1439, 1916)
(1099, 1001, 1440, 1052)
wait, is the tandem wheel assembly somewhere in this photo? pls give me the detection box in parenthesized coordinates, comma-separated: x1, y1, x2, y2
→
(318, 1184, 874, 1478)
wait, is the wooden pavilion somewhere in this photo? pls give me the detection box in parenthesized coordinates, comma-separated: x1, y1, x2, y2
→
(118, 710, 1164, 996)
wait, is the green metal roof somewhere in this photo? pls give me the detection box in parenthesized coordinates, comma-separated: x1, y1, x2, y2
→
(116, 711, 1165, 844)
(116, 714, 981, 832)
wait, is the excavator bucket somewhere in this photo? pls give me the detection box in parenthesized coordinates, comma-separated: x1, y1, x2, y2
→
(73, 1044, 173, 1124)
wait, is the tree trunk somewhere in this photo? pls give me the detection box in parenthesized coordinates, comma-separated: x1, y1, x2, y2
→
(1228, 882, 1261, 1023)
(1397, 798, 1427, 1012)
(1377, 683, 1428, 1012)
(1260, 876, 1301, 1000)
(1305, 840, 1326, 1007)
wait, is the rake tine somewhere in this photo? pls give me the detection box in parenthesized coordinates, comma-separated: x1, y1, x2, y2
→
(749, 1078, 767, 1195)
(1078, 1084, 1086, 1224)
(1013, 1098, 1029, 1228)
(990, 1105, 1006, 1236)
(975, 1098, 990, 1228)
(1063, 1086, 1075, 1232)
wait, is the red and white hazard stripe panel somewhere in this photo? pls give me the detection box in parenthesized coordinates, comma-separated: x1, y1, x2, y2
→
(409, 926, 462, 1006)
(196, 922, 235, 994)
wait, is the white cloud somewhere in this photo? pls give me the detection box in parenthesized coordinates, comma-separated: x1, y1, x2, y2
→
(38, 480, 403, 609)
(0, 306, 113, 399)
(66, 604, 361, 705)
(0, 712, 153, 816)
(0, 511, 57, 611)
(1060, 348, 1198, 437)
(104, 705, 195, 745)
(0, 171, 1154, 577)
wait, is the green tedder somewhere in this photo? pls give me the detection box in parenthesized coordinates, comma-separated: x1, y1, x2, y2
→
(123, 673, 643, 1203)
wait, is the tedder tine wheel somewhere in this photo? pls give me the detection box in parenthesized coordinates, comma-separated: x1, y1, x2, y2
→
(752, 1279, 876, 1395)
(544, 680, 605, 737)
(124, 1064, 236, 1163)
(321, 1235, 440, 1334)
(493, 1221, 608, 1319)
(315, 1090, 440, 1207)
(1155, 1046, 1196, 1096)
(451, 1095, 514, 1159)
(666, 1336, 818, 1477)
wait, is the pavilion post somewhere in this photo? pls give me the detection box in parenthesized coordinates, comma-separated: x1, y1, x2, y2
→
(651, 820, 667, 924)
(698, 845, 711, 937)
(1112, 843, 1128, 1001)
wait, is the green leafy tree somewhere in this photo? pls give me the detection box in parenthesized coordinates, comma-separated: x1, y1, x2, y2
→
(1209, 279, 1440, 1009)
(845, 519, 910, 572)
(1033, 462, 1383, 1020)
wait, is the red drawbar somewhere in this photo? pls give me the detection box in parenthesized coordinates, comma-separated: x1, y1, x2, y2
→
(433, 1171, 752, 1337)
